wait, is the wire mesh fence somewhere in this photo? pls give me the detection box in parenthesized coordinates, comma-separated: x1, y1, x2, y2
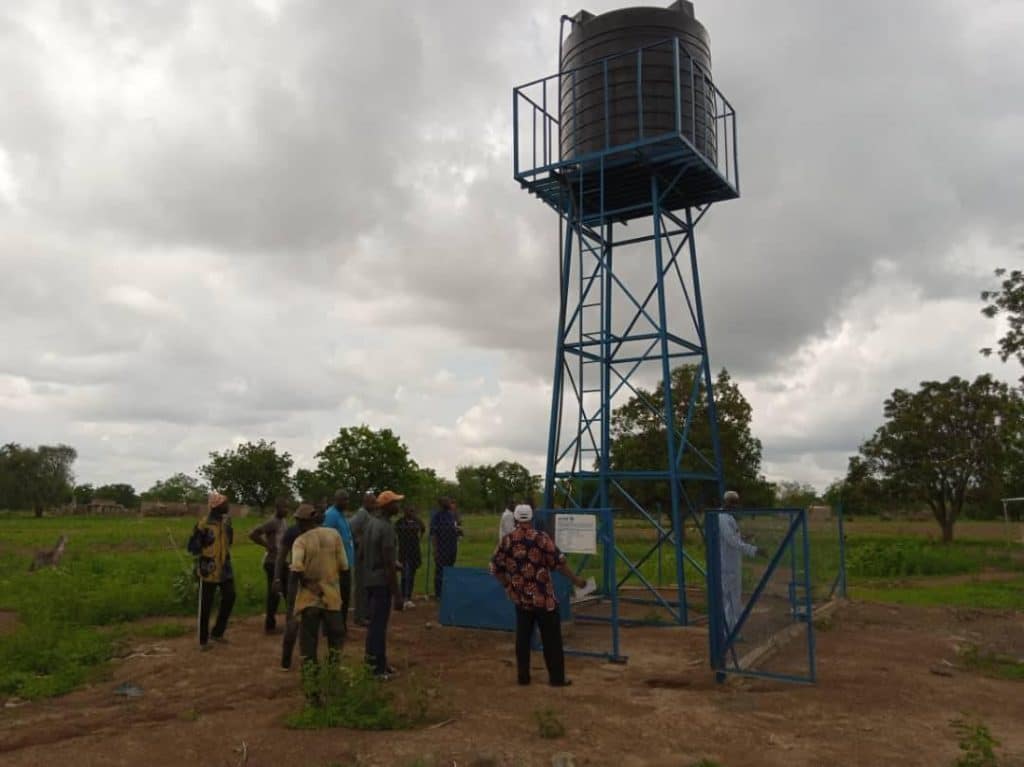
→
(706, 508, 816, 683)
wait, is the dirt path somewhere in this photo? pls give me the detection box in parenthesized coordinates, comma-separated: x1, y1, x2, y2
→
(1, 602, 1022, 766)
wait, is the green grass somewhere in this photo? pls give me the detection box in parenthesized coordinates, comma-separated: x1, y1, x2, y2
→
(0, 513, 268, 699)
(851, 577, 1024, 610)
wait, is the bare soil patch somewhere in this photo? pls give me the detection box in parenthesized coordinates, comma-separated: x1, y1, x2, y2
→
(1, 601, 1022, 766)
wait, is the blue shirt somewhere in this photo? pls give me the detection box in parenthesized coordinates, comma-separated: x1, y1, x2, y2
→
(322, 506, 355, 567)
(430, 508, 460, 557)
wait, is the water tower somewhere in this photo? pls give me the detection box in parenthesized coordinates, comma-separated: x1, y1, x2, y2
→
(512, 0, 738, 658)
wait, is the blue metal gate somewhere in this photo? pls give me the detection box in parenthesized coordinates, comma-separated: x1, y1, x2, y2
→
(705, 508, 816, 683)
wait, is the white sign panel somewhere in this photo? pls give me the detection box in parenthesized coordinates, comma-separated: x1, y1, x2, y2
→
(555, 514, 597, 554)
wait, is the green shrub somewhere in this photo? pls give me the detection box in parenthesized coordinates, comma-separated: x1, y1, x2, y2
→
(951, 718, 1000, 767)
(846, 539, 984, 578)
(287, 662, 432, 731)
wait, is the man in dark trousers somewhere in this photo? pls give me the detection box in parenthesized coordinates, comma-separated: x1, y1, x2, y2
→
(490, 504, 585, 686)
(394, 505, 425, 608)
(187, 491, 236, 651)
(248, 497, 289, 633)
(348, 492, 377, 626)
(290, 504, 349, 669)
(363, 490, 404, 678)
(429, 496, 460, 599)
(273, 505, 305, 670)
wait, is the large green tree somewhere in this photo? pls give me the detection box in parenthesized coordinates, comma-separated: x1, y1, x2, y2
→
(823, 455, 896, 517)
(857, 375, 1023, 542)
(609, 365, 774, 513)
(141, 473, 209, 504)
(310, 426, 417, 496)
(93, 483, 139, 509)
(200, 439, 294, 508)
(982, 267, 1024, 383)
(455, 461, 541, 513)
(0, 443, 77, 516)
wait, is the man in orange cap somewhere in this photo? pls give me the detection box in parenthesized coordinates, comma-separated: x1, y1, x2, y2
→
(362, 490, 403, 678)
(187, 491, 236, 650)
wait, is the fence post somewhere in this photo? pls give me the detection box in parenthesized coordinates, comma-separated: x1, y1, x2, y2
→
(837, 502, 848, 599)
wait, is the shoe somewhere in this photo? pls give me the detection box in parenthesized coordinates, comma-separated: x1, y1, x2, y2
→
(403, 600, 415, 609)
(212, 636, 229, 644)
(199, 644, 212, 652)
(374, 673, 392, 682)
(277, 665, 291, 673)
(549, 679, 573, 688)
(517, 678, 531, 686)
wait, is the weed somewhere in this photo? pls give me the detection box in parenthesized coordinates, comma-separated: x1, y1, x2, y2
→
(956, 644, 1024, 681)
(287, 662, 433, 731)
(689, 761, 723, 767)
(179, 707, 200, 721)
(535, 707, 566, 739)
(951, 717, 1000, 767)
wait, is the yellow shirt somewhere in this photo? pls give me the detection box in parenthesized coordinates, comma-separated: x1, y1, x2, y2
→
(290, 527, 349, 613)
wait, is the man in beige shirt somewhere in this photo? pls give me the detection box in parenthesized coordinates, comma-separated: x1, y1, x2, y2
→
(289, 505, 350, 668)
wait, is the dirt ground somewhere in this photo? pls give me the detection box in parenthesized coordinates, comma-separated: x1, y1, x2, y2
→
(1, 601, 1022, 767)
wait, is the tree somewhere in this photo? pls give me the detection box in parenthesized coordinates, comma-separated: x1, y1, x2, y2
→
(311, 426, 417, 495)
(73, 483, 95, 505)
(857, 375, 1023, 542)
(823, 456, 895, 516)
(141, 473, 209, 504)
(609, 366, 774, 513)
(455, 461, 540, 512)
(200, 440, 294, 508)
(775, 480, 819, 508)
(293, 468, 335, 504)
(407, 466, 459, 512)
(981, 267, 1024, 383)
(0, 443, 77, 516)
(94, 483, 139, 509)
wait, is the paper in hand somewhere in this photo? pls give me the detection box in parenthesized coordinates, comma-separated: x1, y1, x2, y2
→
(573, 576, 598, 602)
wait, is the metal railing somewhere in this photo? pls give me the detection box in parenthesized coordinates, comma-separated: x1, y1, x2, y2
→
(513, 36, 739, 195)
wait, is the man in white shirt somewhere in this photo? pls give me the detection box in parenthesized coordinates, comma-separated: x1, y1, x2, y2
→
(719, 490, 759, 633)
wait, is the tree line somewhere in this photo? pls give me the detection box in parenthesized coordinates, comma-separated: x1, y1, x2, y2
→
(2, 268, 1020, 541)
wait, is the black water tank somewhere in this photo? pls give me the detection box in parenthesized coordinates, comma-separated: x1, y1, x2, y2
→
(559, 1, 716, 162)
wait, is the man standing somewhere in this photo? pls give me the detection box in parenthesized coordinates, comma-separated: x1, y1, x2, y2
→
(499, 499, 516, 542)
(290, 504, 349, 668)
(490, 504, 585, 686)
(394, 505, 425, 609)
(430, 496, 460, 600)
(273, 505, 304, 670)
(322, 489, 355, 629)
(719, 490, 759, 633)
(363, 490, 403, 678)
(249, 497, 289, 633)
(348, 492, 376, 626)
(187, 491, 236, 651)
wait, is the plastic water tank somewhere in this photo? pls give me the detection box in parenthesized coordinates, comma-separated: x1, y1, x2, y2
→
(559, 1, 716, 162)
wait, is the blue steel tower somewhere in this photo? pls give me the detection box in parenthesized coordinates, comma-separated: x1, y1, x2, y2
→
(512, 1, 739, 655)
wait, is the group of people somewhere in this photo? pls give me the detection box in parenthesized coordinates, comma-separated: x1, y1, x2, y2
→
(187, 490, 465, 680)
(186, 487, 591, 687)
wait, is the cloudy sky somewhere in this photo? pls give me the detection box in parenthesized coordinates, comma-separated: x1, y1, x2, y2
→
(1, 0, 1021, 493)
